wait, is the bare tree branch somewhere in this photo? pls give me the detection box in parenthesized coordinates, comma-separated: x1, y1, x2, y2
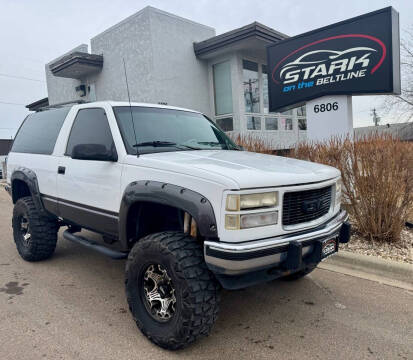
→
(381, 26, 413, 123)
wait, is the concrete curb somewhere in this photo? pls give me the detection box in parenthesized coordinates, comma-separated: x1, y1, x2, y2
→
(319, 250, 413, 289)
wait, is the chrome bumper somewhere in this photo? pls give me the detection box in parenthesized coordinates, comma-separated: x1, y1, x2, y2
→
(204, 210, 349, 275)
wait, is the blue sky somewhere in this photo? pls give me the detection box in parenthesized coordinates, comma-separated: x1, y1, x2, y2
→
(0, 0, 412, 138)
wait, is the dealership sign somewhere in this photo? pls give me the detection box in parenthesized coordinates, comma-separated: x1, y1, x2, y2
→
(267, 7, 400, 112)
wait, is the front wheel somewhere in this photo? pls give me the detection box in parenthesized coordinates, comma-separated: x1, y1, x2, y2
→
(125, 231, 221, 350)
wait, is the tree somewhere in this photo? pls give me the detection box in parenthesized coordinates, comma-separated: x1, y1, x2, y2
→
(383, 27, 413, 122)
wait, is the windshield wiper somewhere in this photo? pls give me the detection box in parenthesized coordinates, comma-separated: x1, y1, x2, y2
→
(133, 141, 176, 147)
(197, 141, 222, 146)
(197, 141, 242, 151)
(133, 141, 201, 150)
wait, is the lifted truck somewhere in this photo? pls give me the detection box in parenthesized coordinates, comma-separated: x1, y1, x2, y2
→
(5, 101, 350, 349)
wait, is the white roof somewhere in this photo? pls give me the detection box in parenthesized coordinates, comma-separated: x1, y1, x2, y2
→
(75, 101, 201, 114)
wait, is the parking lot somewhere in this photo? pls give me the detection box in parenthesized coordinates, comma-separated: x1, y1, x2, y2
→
(0, 189, 411, 360)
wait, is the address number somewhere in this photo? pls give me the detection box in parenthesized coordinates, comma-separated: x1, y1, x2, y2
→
(314, 102, 339, 113)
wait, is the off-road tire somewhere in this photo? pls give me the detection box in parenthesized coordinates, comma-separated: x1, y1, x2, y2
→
(12, 196, 59, 261)
(282, 265, 316, 281)
(125, 231, 221, 350)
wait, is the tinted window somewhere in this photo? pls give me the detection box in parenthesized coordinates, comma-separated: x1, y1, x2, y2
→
(66, 108, 114, 156)
(247, 116, 261, 130)
(243, 60, 260, 113)
(265, 117, 278, 130)
(298, 118, 307, 130)
(11, 107, 70, 154)
(213, 61, 233, 116)
(216, 117, 233, 132)
(262, 65, 269, 114)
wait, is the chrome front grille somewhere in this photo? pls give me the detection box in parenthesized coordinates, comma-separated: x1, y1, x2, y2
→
(282, 186, 332, 226)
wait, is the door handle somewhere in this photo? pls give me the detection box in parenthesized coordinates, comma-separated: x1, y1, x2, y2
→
(58, 166, 66, 175)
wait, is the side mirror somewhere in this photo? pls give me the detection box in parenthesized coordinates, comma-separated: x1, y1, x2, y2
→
(71, 144, 118, 162)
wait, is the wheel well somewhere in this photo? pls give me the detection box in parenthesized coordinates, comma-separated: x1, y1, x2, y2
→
(11, 179, 31, 204)
(126, 202, 197, 248)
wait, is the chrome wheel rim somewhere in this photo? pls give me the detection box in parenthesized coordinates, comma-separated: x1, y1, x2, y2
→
(20, 216, 31, 246)
(143, 264, 176, 322)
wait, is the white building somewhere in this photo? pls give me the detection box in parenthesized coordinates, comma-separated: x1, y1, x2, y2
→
(28, 6, 307, 149)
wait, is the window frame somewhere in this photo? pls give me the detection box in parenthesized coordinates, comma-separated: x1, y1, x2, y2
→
(11, 108, 70, 155)
(264, 117, 278, 131)
(212, 60, 233, 117)
(246, 116, 262, 131)
(280, 117, 293, 131)
(64, 107, 117, 158)
(215, 116, 234, 132)
(242, 59, 260, 114)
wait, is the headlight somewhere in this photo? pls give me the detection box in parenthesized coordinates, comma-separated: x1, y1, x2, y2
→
(335, 178, 342, 205)
(225, 211, 278, 230)
(226, 192, 278, 211)
(336, 178, 342, 194)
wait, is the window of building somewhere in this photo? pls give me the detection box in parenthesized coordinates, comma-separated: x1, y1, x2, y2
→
(243, 60, 260, 113)
(216, 117, 233, 132)
(11, 107, 70, 154)
(213, 61, 233, 116)
(280, 117, 293, 130)
(262, 65, 269, 114)
(247, 116, 261, 130)
(297, 106, 306, 117)
(66, 108, 115, 156)
(298, 118, 307, 130)
(265, 117, 278, 130)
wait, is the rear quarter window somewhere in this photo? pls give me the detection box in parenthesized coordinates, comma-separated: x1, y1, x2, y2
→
(11, 107, 70, 155)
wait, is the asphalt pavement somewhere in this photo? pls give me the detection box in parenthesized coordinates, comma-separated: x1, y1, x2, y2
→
(0, 190, 412, 360)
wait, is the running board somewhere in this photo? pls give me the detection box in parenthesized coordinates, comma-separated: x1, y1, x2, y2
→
(63, 230, 128, 260)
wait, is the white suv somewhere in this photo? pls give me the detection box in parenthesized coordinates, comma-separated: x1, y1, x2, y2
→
(5, 101, 350, 349)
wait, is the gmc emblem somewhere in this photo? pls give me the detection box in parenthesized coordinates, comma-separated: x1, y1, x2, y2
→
(302, 199, 322, 213)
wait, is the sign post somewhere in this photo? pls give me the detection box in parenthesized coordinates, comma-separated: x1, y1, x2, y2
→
(306, 96, 353, 142)
(266, 6, 400, 142)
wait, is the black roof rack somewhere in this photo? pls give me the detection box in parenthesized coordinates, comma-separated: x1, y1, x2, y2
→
(37, 99, 89, 112)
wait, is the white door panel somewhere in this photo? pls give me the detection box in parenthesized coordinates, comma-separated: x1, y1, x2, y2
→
(57, 158, 122, 212)
(56, 107, 123, 230)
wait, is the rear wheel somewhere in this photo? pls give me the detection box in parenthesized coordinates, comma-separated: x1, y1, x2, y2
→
(12, 197, 59, 261)
(125, 231, 220, 350)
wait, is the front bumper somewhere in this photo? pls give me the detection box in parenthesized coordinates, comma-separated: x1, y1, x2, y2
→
(204, 210, 349, 278)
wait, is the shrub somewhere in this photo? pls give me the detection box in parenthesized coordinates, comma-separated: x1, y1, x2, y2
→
(290, 135, 413, 243)
(231, 133, 413, 242)
(229, 133, 274, 154)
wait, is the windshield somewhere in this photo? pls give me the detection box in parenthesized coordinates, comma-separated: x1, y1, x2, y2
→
(113, 106, 238, 154)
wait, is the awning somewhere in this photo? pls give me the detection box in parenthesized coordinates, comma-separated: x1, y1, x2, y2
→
(49, 52, 103, 79)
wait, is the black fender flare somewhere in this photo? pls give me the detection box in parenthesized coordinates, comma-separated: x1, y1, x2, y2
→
(119, 180, 218, 248)
(10, 168, 45, 214)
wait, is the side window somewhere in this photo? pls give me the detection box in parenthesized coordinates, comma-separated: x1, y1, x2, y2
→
(66, 108, 115, 156)
(11, 107, 70, 154)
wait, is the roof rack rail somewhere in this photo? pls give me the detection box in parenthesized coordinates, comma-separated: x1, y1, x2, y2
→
(37, 99, 89, 112)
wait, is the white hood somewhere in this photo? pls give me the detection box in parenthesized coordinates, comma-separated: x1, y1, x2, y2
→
(134, 150, 340, 189)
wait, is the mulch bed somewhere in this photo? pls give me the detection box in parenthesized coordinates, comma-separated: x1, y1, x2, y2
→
(341, 226, 413, 264)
